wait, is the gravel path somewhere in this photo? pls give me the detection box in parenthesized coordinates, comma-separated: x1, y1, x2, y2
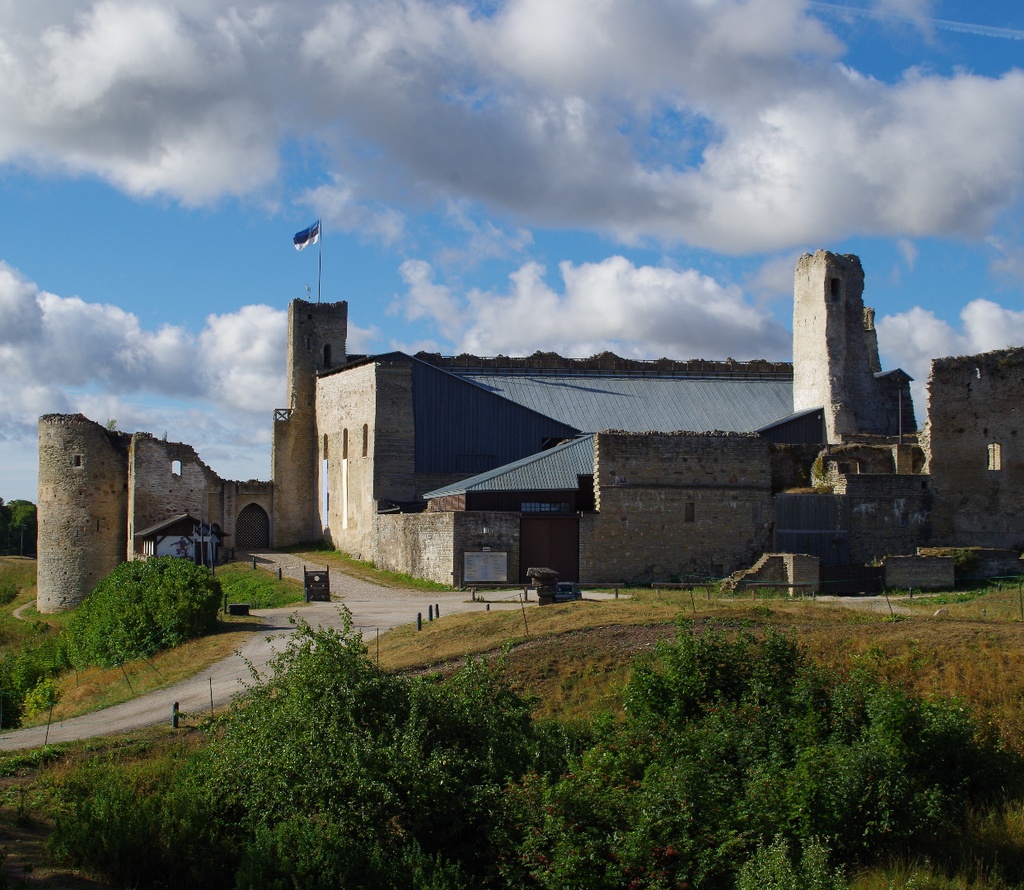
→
(0, 557, 525, 752)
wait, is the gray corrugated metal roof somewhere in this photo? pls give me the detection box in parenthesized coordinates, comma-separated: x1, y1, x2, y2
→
(452, 373, 794, 433)
(424, 436, 594, 499)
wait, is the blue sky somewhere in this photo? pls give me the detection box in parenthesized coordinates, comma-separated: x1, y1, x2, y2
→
(2, 0, 1024, 502)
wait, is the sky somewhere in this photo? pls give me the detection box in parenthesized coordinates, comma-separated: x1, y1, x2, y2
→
(2, 0, 1024, 503)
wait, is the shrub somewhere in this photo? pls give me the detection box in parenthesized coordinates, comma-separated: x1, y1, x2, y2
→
(63, 557, 221, 668)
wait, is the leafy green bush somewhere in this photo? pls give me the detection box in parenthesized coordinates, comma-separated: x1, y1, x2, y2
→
(0, 632, 70, 727)
(501, 622, 1019, 888)
(64, 557, 221, 668)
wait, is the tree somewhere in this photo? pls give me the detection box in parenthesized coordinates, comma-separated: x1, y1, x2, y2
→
(0, 499, 36, 557)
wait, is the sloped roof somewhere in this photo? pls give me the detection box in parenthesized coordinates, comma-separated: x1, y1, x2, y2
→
(451, 372, 794, 433)
(424, 436, 594, 499)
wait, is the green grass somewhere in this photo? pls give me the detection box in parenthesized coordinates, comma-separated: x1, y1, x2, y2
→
(216, 561, 305, 608)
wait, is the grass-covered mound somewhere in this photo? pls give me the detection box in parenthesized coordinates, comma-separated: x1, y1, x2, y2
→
(63, 556, 221, 669)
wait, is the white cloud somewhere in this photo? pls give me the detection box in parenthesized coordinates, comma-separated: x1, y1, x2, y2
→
(878, 298, 1024, 411)
(2, 1, 1023, 248)
(0, 263, 288, 497)
(390, 255, 791, 360)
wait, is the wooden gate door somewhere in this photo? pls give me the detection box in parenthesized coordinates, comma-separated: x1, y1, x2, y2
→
(519, 516, 579, 583)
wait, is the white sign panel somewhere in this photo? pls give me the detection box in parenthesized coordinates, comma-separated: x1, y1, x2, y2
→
(463, 551, 509, 584)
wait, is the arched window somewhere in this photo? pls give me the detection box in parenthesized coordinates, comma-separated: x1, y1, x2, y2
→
(171, 460, 182, 476)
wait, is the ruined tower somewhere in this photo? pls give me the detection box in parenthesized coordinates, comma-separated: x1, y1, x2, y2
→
(271, 298, 348, 545)
(793, 250, 914, 442)
(36, 415, 130, 612)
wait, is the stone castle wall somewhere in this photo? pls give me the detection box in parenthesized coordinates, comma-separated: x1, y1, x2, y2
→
(793, 251, 914, 442)
(273, 299, 348, 546)
(581, 432, 774, 582)
(127, 435, 225, 553)
(37, 415, 131, 612)
(834, 473, 933, 563)
(316, 360, 379, 560)
(923, 348, 1024, 550)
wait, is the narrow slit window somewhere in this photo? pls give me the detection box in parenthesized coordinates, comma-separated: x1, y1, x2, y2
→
(343, 428, 349, 460)
(988, 442, 1002, 471)
(72, 454, 83, 468)
(362, 424, 368, 457)
(684, 502, 695, 523)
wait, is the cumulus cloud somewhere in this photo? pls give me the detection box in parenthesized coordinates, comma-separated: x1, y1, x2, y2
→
(2, 1, 1023, 248)
(878, 299, 1024, 409)
(390, 255, 791, 360)
(0, 263, 287, 491)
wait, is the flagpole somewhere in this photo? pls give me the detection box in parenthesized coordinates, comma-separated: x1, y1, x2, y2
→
(317, 216, 323, 304)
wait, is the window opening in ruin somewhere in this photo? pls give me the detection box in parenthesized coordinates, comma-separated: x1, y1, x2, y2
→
(900, 512, 909, 527)
(988, 442, 1002, 471)
(171, 460, 182, 476)
(323, 343, 332, 369)
(362, 424, 368, 457)
(343, 429, 349, 459)
(72, 454, 83, 468)
(304, 336, 313, 351)
(322, 458, 329, 527)
(684, 502, 695, 523)
(829, 277, 841, 301)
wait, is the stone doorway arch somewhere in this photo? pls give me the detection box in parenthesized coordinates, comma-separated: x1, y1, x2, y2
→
(235, 503, 270, 550)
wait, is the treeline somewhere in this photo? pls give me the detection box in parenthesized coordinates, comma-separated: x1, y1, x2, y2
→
(0, 498, 36, 557)
(48, 619, 1024, 889)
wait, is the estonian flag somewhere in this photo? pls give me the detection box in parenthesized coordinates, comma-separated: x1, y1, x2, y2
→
(293, 219, 320, 251)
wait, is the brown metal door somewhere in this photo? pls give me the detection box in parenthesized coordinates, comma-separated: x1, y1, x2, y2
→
(520, 516, 579, 583)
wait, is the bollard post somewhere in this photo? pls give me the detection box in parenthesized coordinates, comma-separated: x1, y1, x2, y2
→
(252, 556, 257, 570)
(435, 603, 440, 618)
(486, 603, 490, 611)
(172, 701, 179, 729)
(615, 587, 619, 599)
(278, 567, 282, 581)
(471, 588, 476, 602)
(417, 612, 422, 631)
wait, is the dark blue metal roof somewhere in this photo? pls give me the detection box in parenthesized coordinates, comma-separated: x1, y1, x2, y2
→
(452, 373, 794, 433)
(424, 436, 594, 499)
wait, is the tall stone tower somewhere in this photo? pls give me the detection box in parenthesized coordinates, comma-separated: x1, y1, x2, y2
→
(793, 250, 913, 442)
(272, 298, 348, 545)
(37, 415, 130, 612)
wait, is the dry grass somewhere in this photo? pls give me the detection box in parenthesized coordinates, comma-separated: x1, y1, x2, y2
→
(19, 618, 260, 727)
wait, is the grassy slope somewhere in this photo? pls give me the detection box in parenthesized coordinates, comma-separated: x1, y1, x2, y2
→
(5, 557, 1024, 887)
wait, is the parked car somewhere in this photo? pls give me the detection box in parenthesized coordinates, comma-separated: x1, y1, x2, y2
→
(553, 581, 582, 602)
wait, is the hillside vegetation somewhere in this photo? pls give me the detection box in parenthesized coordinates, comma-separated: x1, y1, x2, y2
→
(4, 558, 1024, 887)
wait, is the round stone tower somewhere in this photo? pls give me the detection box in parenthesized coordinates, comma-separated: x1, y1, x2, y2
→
(37, 414, 130, 612)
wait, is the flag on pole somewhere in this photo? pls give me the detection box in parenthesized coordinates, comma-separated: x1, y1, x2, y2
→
(293, 219, 321, 251)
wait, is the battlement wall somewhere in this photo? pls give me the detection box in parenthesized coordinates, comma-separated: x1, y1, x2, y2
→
(923, 347, 1024, 549)
(414, 351, 792, 378)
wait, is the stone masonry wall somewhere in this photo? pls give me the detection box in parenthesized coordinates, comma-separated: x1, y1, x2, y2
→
(835, 474, 933, 563)
(372, 511, 456, 585)
(581, 432, 773, 583)
(127, 435, 224, 555)
(882, 555, 954, 590)
(316, 361, 379, 560)
(923, 348, 1024, 550)
(37, 415, 131, 612)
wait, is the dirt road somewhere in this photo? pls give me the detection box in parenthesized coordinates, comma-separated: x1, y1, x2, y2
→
(0, 563, 523, 751)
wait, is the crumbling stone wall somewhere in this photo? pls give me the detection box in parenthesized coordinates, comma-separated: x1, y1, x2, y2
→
(793, 251, 914, 442)
(834, 474, 933, 563)
(882, 555, 953, 590)
(581, 432, 774, 582)
(37, 415, 131, 612)
(923, 348, 1024, 550)
(127, 435, 224, 554)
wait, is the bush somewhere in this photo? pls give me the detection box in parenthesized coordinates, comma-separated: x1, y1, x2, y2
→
(64, 557, 221, 668)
